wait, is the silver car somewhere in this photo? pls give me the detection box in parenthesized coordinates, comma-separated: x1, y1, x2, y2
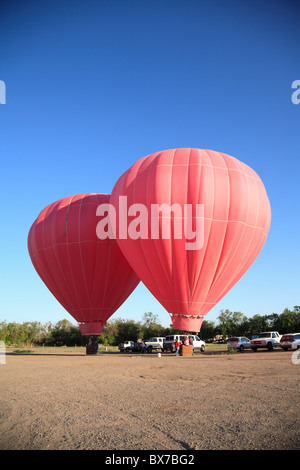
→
(227, 336, 251, 351)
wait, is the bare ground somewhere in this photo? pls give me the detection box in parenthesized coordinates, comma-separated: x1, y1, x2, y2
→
(0, 349, 299, 450)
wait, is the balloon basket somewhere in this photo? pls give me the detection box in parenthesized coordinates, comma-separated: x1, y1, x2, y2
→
(180, 345, 193, 356)
(86, 344, 97, 355)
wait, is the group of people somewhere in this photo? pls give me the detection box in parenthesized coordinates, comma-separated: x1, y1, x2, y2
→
(86, 335, 194, 356)
(175, 335, 193, 356)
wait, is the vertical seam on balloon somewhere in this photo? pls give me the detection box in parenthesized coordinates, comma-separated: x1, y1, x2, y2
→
(90, 193, 102, 311)
(106, 253, 139, 314)
(188, 148, 203, 309)
(185, 148, 192, 314)
(210, 162, 250, 299)
(112, 170, 138, 276)
(101, 197, 112, 313)
(229, 165, 259, 280)
(170, 148, 181, 316)
(109, 177, 140, 310)
(50, 198, 77, 310)
(134, 151, 174, 309)
(90, 193, 99, 309)
(210, 160, 255, 303)
(214, 174, 262, 305)
(65, 194, 82, 317)
(236, 177, 262, 277)
(43, 200, 72, 310)
(110, 174, 140, 312)
(145, 152, 174, 296)
(29, 222, 45, 292)
(78, 193, 93, 322)
(208, 152, 232, 291)
(63, 203, 71, 239)
(189, 149, 214, 313)
(28, 217, 54, 306)
(34, 201, 70, 315)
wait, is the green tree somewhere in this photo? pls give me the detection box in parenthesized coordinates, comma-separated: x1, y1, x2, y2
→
(49, 319, 78, 345)
(247, 314, 269, 336)
(141, 312, 165, 338)
(99, 318, 123, 345)
(117, 320, 143, 343)
(279, 308, 300, 333)
(200, 320, 216, 341)
(265, 313, 281, 331)
(217, 310, 246, 337)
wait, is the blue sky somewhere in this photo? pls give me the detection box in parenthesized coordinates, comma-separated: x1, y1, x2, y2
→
(1, 0, 299, 328)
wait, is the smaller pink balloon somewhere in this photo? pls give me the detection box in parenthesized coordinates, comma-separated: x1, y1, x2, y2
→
(28, 193, 140, 335)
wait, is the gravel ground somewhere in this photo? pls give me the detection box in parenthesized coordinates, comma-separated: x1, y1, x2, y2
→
(0, 349, 299, 450)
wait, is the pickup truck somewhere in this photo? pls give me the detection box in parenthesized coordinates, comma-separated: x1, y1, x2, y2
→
(144, 337, 165, 353)
(251, 331, 282, 351)
(118, 341, 135, 353)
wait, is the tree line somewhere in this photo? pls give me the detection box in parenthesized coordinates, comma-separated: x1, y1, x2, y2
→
(0, 307, 299, 347)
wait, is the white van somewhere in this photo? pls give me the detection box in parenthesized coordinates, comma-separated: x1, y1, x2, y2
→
(163, 335, 205, 353)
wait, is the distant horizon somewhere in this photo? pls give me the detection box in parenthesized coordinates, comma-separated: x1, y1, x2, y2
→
(1, 303, 298, 331)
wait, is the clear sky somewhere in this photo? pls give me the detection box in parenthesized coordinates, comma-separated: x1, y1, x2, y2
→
(1, 0, 299, 328)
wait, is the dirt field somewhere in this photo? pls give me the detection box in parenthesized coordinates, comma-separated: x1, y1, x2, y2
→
(0, 348, 299, 451)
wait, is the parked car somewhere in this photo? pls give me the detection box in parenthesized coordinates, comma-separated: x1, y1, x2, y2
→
(280, 333, 300, 351)
(227, 336, 251, 351)
(118, 341, 135, 352)
(163, 335, 205, 353)
(144, 337, 165, 353)
(251, 331, 282, 351)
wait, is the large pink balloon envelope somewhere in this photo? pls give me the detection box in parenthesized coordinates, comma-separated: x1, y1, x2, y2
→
(110, 148, 271, 332)
(28, 193, 140, 335)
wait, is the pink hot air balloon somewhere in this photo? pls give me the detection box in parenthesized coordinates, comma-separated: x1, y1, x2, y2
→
(110, 148, 271, 332)
(28, 193, 139, 335)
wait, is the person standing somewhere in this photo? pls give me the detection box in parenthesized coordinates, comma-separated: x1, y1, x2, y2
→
(175, 338, 180, 356)
(141, 340, 146, 354)
(189, 335, 193, 355)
